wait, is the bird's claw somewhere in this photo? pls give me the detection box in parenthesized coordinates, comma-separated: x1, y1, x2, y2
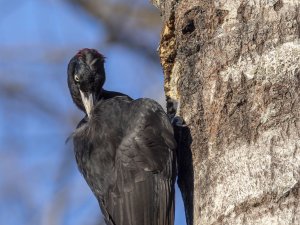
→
(171, 116, 187, 127)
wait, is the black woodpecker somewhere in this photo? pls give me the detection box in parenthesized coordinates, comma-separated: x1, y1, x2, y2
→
(67, 48, 177, 225)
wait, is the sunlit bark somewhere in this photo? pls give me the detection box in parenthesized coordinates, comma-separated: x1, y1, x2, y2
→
(153, 0, 300, 224)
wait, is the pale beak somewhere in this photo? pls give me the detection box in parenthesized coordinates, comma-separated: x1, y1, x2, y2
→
(79, 90, 95, 118)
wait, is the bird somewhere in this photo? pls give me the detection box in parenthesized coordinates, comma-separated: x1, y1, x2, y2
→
(67, 48, 177, 225)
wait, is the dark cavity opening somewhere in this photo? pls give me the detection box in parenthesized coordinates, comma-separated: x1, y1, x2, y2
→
(182, 20, 195, 35)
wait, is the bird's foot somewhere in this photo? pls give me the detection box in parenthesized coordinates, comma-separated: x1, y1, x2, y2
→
(171, 116, 187, 128)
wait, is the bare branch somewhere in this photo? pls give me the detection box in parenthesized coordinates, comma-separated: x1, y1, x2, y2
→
(68, 0, 161, 61)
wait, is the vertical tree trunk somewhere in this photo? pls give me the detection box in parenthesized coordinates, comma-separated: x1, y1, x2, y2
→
(152, 0, 300, 224)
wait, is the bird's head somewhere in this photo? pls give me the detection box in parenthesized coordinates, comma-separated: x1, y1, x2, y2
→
(67, 48, 106, 117)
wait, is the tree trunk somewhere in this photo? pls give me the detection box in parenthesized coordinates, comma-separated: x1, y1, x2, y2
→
(152, 0, 300, 224)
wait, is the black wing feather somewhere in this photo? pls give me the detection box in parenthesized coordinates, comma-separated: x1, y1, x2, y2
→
(73, 97, 176, 225)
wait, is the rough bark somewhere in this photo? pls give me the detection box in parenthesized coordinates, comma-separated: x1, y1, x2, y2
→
(152, 0, 300, 224)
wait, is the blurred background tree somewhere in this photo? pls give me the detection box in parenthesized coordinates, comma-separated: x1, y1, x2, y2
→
(0, 0, 185, 225)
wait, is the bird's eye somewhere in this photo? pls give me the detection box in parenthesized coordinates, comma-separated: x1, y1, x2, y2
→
(74, 75, 80, 82)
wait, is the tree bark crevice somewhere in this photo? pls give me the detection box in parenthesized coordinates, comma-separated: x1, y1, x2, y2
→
(211, 184, 300, 225)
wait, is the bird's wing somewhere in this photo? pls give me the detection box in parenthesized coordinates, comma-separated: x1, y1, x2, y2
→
(117, 98, 176, 173)
(104, 169, 175, 225)
(74, 97, 176, 225)
(102, 98, 176, 225)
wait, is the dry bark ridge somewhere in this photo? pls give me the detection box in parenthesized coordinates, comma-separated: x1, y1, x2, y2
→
(152, 0, 300, 224)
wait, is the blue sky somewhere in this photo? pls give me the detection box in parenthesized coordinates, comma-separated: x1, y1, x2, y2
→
(0, 1, 186, 225)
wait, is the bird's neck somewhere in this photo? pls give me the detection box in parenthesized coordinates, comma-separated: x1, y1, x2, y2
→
(98, 89, 131, 101)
